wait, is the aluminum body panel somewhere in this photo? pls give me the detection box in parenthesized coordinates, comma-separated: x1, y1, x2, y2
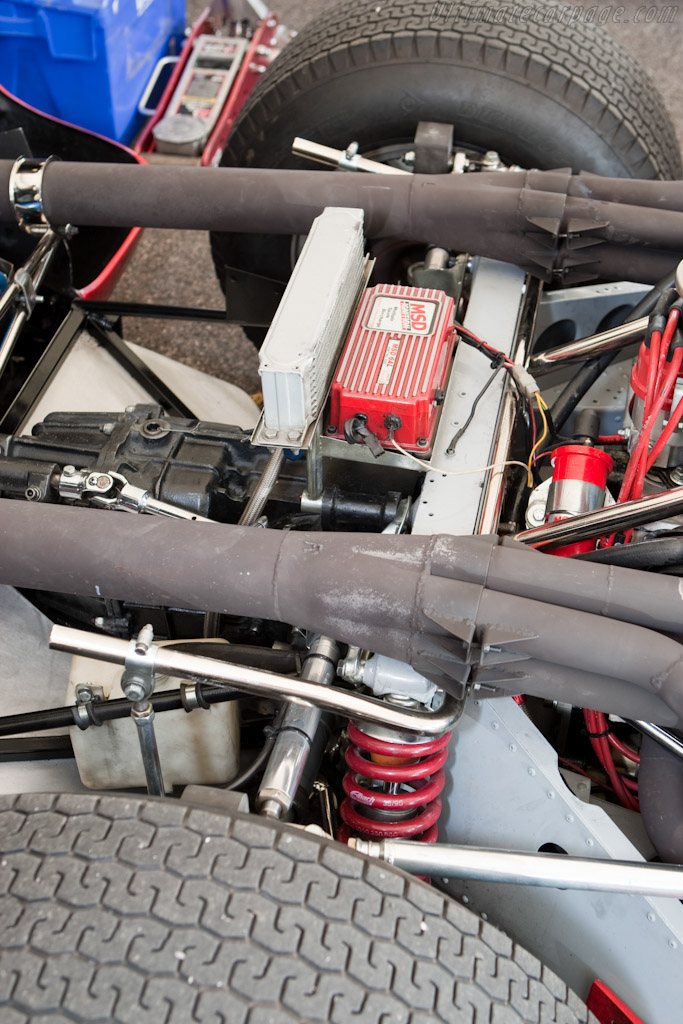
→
(412, 258, 526, 535)
(440, 698, 683, 1023)
(405, 259, 683, 1021)
(533, 280, 649, 353)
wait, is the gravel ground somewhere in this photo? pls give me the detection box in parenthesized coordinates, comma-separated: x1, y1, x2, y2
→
(112, 0, 683, 395)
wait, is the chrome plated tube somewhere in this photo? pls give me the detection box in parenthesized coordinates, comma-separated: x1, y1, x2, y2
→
(529, 316, 647, 373)
(238, 448, 285, 526)
(0, 229, 60, 372)
(50, 626, 462, 736)
(350, 838, 683, 896)
(628, 720, 683, 761)
(514, 486, 683, 549)
(257, 636, 339, 817)
(0, 308, 27, 375)
(0, 280, 19, 322)
(131, 703, 165, 797)
(0, 229, 60, 322)
(292, 137, 409, 175)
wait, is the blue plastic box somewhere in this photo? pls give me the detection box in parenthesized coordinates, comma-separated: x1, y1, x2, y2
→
(0, 0, 185, 142)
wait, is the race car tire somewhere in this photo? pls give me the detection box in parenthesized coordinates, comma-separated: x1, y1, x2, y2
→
(0, 791, 596, 1023)
(210, 0, 682, 341)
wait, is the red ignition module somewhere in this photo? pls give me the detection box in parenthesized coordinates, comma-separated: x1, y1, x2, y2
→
(328, 284, 455, 451)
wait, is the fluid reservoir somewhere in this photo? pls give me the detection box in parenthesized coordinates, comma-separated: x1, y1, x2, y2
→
(546, 444, 613, 557)
(67, 640, 239, 789)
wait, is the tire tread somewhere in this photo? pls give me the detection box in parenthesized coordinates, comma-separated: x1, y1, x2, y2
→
(227, 0, 680, 181)
(0, 792, 596, 1024)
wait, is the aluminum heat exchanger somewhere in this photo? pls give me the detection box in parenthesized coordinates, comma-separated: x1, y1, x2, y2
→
(252, 207, 368, 449)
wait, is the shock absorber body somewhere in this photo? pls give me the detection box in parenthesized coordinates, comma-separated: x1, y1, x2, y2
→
(339, 719, 451, 843)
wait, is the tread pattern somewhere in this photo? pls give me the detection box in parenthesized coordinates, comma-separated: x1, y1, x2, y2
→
(0, 792, 595, 1024)
(228, 0, 681, 180)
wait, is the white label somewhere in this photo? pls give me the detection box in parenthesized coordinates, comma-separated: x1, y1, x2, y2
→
(367, 296, 437, 335)
(376, 338, 401, 386)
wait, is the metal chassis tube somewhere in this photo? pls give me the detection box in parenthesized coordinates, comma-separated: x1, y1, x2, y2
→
(49, 626, 462, 736)
(350, 837, 683, 898)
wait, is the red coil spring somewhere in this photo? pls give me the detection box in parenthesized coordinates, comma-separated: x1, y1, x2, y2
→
(338, 722, 452, 843)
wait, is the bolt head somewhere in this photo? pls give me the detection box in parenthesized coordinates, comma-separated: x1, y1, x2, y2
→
(124, 681, 147, 702)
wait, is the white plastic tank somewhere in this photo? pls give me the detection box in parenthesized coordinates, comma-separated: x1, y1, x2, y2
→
(67, 639, 240, 790)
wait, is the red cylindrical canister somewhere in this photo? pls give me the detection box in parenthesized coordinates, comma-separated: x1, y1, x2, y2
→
(546, 445, 614, 557)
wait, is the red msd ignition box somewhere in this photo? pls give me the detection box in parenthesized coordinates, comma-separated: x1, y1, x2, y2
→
(328, 284, 455, 451)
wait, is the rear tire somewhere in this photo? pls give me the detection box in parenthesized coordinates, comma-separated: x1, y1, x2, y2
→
(210, 0, 682, 332)
(0, 791, 595, 1022)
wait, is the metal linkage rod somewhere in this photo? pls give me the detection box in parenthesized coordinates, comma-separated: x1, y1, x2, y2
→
(349, 838, 683, 897)
(50, 626, 463, 736)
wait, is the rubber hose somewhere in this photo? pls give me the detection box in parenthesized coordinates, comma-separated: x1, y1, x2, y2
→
(575, 536, 683, 570)
(639, 735, 683, 863)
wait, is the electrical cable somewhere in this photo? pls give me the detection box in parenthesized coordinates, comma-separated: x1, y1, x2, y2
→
(224, 729, 276, 791)
(453, 322, 514, 367)
(646, 380, 683, 470)
(584, 709, 639, 811)
(547, 274, 678, 436)
(527, 393, 549, 474)
(446, 366, 501, 455)
(391, 438, 532, 485)
(608, 731, 641, 764)
(603, 310, 683, 545)
(643, 328, 662, 425)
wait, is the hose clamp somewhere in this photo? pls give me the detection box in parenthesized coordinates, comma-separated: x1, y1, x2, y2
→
(9, 156, 59, 235)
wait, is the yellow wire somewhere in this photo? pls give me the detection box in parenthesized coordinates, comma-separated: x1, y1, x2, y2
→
(527, 391, 549, 477)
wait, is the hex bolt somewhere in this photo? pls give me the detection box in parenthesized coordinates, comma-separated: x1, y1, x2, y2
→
(124, 678, 148, 703)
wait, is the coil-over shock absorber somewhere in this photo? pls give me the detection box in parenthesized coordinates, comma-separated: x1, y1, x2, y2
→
(338, 718, 452, 843)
